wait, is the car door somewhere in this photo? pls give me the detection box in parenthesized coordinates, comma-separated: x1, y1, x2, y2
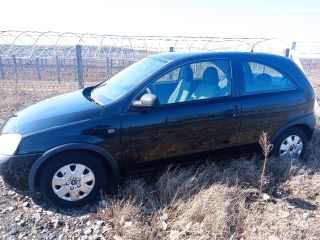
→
(238, 58, 303, 144)
(120, 59, 241, 166)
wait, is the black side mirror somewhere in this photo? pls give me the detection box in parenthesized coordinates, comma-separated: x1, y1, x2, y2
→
(132, 93, 160, 108)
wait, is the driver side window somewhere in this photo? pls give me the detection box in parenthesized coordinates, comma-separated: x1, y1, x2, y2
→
(147, 60, 232, 105)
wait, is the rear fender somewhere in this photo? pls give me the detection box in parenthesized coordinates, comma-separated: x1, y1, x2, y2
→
(271, 113, 316, 143)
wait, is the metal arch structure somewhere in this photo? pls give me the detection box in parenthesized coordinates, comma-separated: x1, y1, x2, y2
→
(0, 30, 299, 60)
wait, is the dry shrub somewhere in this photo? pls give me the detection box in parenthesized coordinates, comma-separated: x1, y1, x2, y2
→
(304, 128, 320, 170)
(259, 132, 273, 194)
(219, 157, 261, 188)
(245, 200, 319, 240)
(172, 185, 248, 238)
(155, 166, 196, 207)
(154, 164, 220, 207)
(280, 172, 320, 205)
(92, 163, 259, 239)
(95, 199, 146, 240)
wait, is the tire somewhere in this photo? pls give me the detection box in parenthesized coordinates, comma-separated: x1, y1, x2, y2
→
(39, 151, 107, 208)
(273, 127, 307, 161)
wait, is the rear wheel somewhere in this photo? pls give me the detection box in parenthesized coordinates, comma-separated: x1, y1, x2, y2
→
(39, 152, 106, 208)
(273, 127, 307, 161)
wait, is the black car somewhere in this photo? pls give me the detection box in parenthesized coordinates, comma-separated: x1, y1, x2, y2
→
(0, 52, 316, 207)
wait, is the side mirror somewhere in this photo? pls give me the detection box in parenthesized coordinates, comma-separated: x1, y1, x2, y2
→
(132, 93, 160, 108)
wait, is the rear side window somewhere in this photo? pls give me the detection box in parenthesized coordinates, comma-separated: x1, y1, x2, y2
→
(242, 61, 297, 94)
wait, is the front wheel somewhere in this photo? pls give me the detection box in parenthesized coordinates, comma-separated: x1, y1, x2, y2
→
(273, 127, 307, 161)
(39, 152, 106, 208)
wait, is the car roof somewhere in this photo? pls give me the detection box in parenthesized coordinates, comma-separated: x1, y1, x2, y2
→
(151, 51, 287, 62)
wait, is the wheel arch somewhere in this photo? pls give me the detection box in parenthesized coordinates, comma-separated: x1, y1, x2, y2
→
(291, 124, 314, 140)
(28, 143, 119, 194)
(271, 113, 316, 143)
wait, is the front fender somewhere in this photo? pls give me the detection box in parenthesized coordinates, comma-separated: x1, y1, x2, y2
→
(28, 143, 119, 193)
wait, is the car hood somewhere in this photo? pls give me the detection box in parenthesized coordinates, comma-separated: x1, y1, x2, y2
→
(2, 90, 103, 135)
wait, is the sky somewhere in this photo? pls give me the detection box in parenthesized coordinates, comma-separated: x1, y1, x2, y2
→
(0, 0, 319, 42)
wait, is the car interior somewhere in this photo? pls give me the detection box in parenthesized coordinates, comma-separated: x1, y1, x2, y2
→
(167, 66, 194, 103)
(148, 61, 232, 104)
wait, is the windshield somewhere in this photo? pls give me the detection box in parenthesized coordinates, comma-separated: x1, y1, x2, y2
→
(91, 57, 168, 105)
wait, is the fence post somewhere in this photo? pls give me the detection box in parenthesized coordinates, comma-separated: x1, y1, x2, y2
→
(0, 56, 4, 80)
(75, 45, 84, 88)
(40, 58, 44, 70)
(285, 42, 297, 58)
(56, 55, 61, 83)
(36, 57, 41, 80)
(106, 57, 110, 79)
(285, 48, 290, 57)
(110, 59, 113, 77)
(169, 48, 174, 79)
(73, 58, 77, 82)
(12, 55, 18, 81)
(19, 58, 23, 70)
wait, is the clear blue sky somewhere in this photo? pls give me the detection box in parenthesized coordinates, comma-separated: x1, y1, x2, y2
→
(0, 0, 319, 41)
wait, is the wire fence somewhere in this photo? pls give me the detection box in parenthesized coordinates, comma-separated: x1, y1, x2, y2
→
(0, 30, 319, 88)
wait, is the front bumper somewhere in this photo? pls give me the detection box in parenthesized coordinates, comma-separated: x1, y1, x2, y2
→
(0, 153, 41, 191)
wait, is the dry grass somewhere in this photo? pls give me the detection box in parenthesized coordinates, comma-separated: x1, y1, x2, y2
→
(0, 82, 320, 239)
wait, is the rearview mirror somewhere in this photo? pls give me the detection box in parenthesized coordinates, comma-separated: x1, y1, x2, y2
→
(132, 93, 160, 108)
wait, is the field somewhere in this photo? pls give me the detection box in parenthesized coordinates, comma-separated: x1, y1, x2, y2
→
(0, 61, 319, 239)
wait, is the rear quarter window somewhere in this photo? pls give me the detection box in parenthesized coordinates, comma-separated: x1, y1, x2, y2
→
(242, 61, 297, 94)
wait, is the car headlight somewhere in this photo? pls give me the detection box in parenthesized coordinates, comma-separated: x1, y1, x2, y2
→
(0, 134, 22, 155)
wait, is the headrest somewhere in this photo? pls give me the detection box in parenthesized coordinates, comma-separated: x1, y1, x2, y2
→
(180, 65, 193, 82)
(202, 67, 219, 85)
(256, 73, 272, 84)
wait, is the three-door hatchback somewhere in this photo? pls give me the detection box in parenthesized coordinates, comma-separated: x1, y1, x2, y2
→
(0, 52, 316, 207)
